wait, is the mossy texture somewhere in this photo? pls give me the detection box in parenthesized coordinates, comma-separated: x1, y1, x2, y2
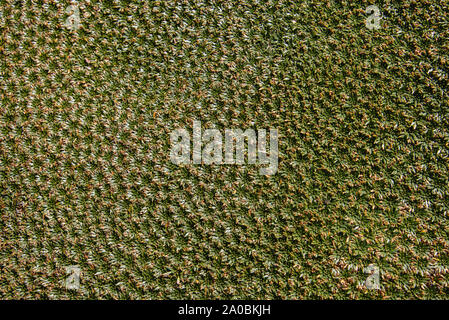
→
(0, 0, 448, 299)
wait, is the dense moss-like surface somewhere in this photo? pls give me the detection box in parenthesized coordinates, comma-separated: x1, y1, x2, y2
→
(1, 0, 448, 299)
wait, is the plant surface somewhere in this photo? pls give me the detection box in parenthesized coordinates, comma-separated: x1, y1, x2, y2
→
(0, 0, 448, 299)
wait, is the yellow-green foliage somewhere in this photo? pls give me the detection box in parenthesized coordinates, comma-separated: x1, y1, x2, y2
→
(0, 0, 448, 299)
